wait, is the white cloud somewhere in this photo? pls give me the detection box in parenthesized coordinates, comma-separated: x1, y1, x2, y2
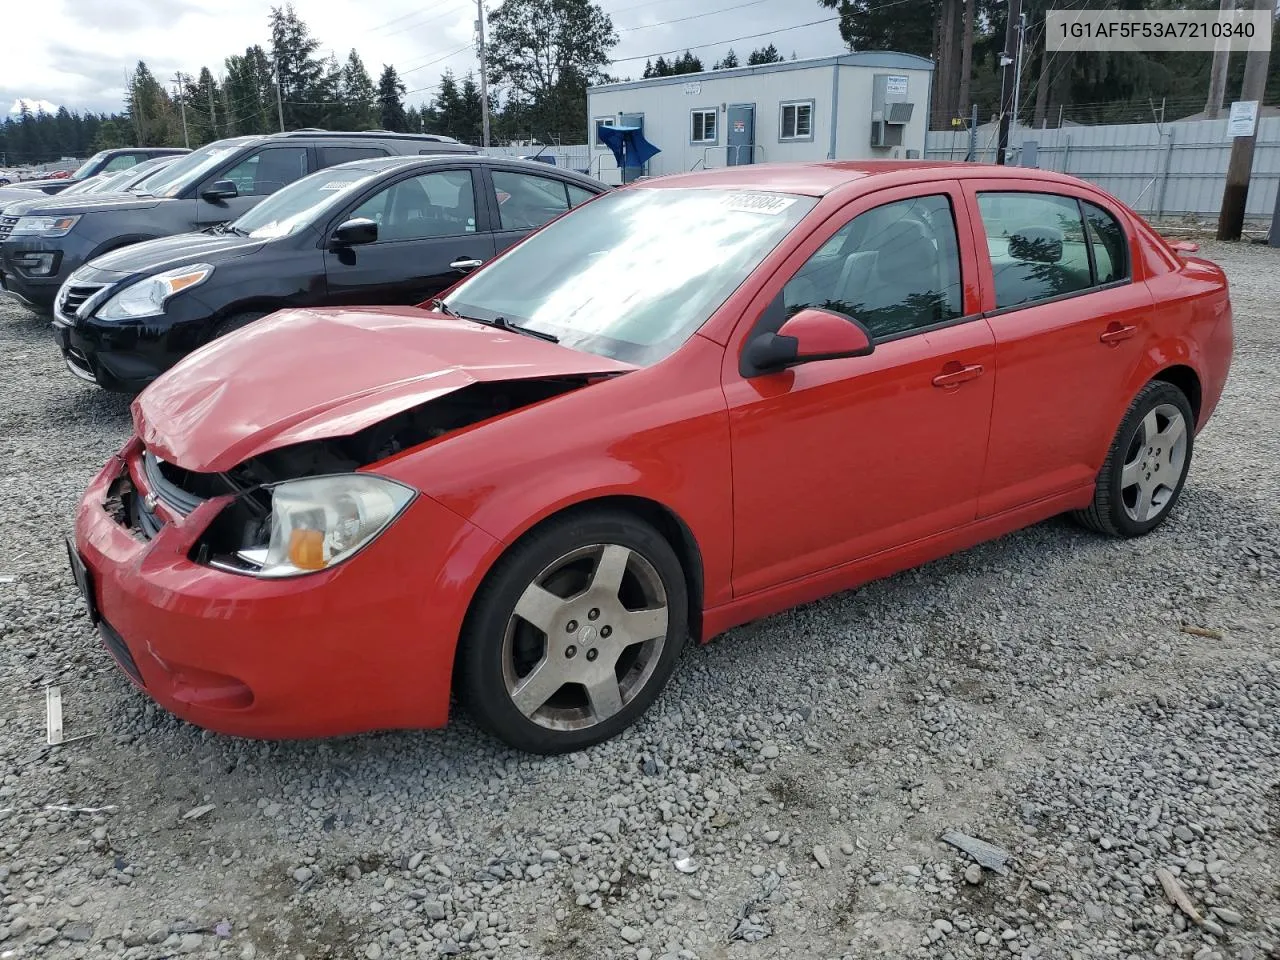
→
(9, 98, 59, 115)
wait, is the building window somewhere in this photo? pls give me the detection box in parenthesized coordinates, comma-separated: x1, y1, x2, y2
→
(690, 108, 717, 144)
(593, 117, 614, 149)
(779, 100, 814, 141)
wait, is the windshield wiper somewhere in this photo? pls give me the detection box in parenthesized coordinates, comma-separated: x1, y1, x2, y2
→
(222, 224, 249, 237)
(488, 315, 559, 343)
(429, 298, 460, 318)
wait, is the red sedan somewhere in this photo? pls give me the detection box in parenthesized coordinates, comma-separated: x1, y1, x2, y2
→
(71, 161, 1233, 753)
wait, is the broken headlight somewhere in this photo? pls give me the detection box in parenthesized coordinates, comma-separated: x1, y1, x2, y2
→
(234, 474, 415, 578)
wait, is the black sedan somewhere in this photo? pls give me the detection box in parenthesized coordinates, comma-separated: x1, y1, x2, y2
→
(51, 155, 608, 391)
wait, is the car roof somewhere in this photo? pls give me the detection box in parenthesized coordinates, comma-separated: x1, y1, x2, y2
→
(333, 153, 608, 186)
(639, 161, 1099, 198)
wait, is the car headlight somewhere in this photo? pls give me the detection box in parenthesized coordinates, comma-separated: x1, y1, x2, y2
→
(96, 264, 213, 321)
(235, 475, 415, 579)
(11, 214, 81, 238)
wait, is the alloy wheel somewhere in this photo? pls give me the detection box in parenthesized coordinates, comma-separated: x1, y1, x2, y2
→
(1120, 402, 1188, 524)
(500, 543, 669, 731)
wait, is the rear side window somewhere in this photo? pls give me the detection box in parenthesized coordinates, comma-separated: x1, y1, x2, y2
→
(1082, 201, 1129, 284)
(103, 154, 140, 172)
(491, 170, 571, 230)
(977, 192, 1095, 309)
(219, 146, 311, 198)
(320, 146, 389, 167)
(567, 184, 598, 207)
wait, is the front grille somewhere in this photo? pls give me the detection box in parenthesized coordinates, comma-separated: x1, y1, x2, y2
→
(59, 282, 105, 317)
(0, 215, 17, 240)
(99, 620, 144, 687)
(143, 452, 207, 517)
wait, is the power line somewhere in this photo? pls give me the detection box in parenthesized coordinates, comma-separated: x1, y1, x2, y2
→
(617, 0, 774, 33)
(609, 15, 841, 64)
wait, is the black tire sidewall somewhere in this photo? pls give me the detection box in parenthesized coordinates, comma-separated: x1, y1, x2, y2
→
(211, 311, 269, 341)
(459, 511, 688, 754)
(1103, 383, 1195, 537)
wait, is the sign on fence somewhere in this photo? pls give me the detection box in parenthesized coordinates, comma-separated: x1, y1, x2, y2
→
(1227, 101, 1259, 139)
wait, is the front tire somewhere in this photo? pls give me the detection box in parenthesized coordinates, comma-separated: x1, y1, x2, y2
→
(1074, 381, 1195, 538)
(210, 310, 269, 341)
(457, 510, 688, 754)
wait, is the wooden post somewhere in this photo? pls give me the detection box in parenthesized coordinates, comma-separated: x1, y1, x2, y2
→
(1216, 0, 1274, 240)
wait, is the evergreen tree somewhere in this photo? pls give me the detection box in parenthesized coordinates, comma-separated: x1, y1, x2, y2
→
(714, 49, 740, 70)
(339, 50, 378, 129)
(377, 64, 407, 131)
(746, 44, 783, 65)
(270, 4, 327, 128)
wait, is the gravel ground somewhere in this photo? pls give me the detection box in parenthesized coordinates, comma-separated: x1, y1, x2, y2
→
(1, 240, 1278, 960)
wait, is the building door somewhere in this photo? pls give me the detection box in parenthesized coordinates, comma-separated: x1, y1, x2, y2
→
(727, 105, 755, 165)
(619, 112, 646, 182)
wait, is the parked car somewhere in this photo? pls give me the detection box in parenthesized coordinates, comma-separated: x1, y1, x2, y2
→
(0, 131, 474, 312)
(50, 155, 607, 391)
(0, 148, 188, 206)
(70, 161, 1232, 753)
(1, 156, 181, 218)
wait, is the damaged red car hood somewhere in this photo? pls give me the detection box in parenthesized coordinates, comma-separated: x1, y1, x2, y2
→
(133, 305, 636, 472)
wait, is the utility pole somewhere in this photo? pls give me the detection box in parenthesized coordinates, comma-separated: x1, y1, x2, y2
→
(1205, 0, 1234, 120)
(274, 58, 286, 132)
(172, 74, 190, 149)
(476, 0, 491, 147)
(1216, 0, 1274, 240)
(995, 0, 1024, 165)
(208, 74, 218, 138)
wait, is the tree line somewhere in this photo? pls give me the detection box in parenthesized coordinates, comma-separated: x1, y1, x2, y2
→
(4, 0, 1279, 167)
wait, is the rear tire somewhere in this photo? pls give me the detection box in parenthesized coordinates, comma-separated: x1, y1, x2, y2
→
(1073, 381, 1195, 538)
(457, 509, 688, 754)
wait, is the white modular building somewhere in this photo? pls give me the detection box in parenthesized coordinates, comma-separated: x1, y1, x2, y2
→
(585, 52, 934, 184)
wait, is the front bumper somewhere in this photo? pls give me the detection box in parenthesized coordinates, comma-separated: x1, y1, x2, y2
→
(73, 439, 500, 738)
(0, 236, 86, 309)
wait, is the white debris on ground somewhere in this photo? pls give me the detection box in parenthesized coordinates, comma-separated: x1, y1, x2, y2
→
(0, 240, 1277, 960)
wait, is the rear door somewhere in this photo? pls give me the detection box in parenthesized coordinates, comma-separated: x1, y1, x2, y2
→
(962, 181, 1154, 516)
(322, 165, 497, 305)
(486, 167, 601, 256)
(192, 144, 314, 230)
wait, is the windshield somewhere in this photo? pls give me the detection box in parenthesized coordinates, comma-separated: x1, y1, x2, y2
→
(71, 151, 110, 179)
(138, 144, 241, 199)
(444, 187, 816, 365)
(231, 166, 382, 239)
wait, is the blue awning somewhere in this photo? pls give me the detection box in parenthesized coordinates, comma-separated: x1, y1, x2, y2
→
(597, 125, 661, 171)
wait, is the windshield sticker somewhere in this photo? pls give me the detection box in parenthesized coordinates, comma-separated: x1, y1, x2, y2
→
(721, 192, 799, 215)
(318, 180, 355, 191)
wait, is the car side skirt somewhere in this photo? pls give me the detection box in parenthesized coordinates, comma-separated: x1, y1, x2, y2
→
(700, 485, 1094, 642)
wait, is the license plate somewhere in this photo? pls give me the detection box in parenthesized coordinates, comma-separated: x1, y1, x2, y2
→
(65, 536, 100, 625)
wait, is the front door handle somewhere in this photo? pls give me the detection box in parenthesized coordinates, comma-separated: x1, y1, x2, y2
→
(450, 257, 484, 274)
(1099, 323, 1137, 345)
(932, 362, 985, 389)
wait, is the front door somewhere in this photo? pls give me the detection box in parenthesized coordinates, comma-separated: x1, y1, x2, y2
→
(619, 113, 646, 182)
(726, 105, 755, 166)
(323, 166, 497, 305)
(722, 184, 995, 596)
(963, 184, 1154, 517)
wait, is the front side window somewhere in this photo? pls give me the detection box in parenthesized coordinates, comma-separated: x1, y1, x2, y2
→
(445, 187, 816, 366)
(218, 146, 310, 198)
(780, 101, 813, 141)
(143, 144, 242, 198)
(348, 169, 477, 241)
(783, 194, 964, 340)
(71, 151, 110, 178)
(691, 109, 717, 143)
(103, 154, 140, 172)
(977, 192, 1095, 309)
(492, 170, 570, 230)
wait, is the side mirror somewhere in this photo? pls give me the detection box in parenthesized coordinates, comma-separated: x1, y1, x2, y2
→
(1169, 240, 1199, 254)
(745, 307, 874, 374)
(201, 179, 239, 202)
(330, 217, 379, 247)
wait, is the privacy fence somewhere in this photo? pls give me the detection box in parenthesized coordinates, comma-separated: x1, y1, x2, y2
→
(925, 117, 1280, 220)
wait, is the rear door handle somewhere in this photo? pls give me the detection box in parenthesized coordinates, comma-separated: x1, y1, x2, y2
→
(1099, 323, 1137, 344)
(451, 257, 484, 273)
(932, 363, 985, 388)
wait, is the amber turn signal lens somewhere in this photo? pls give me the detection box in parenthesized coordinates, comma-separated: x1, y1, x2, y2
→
(288, 529, 326, 570)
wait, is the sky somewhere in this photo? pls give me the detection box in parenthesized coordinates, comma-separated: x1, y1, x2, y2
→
(1, 0, 846, 118)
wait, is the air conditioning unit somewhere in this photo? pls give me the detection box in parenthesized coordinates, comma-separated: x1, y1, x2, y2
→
(870, 74, 916, 148)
